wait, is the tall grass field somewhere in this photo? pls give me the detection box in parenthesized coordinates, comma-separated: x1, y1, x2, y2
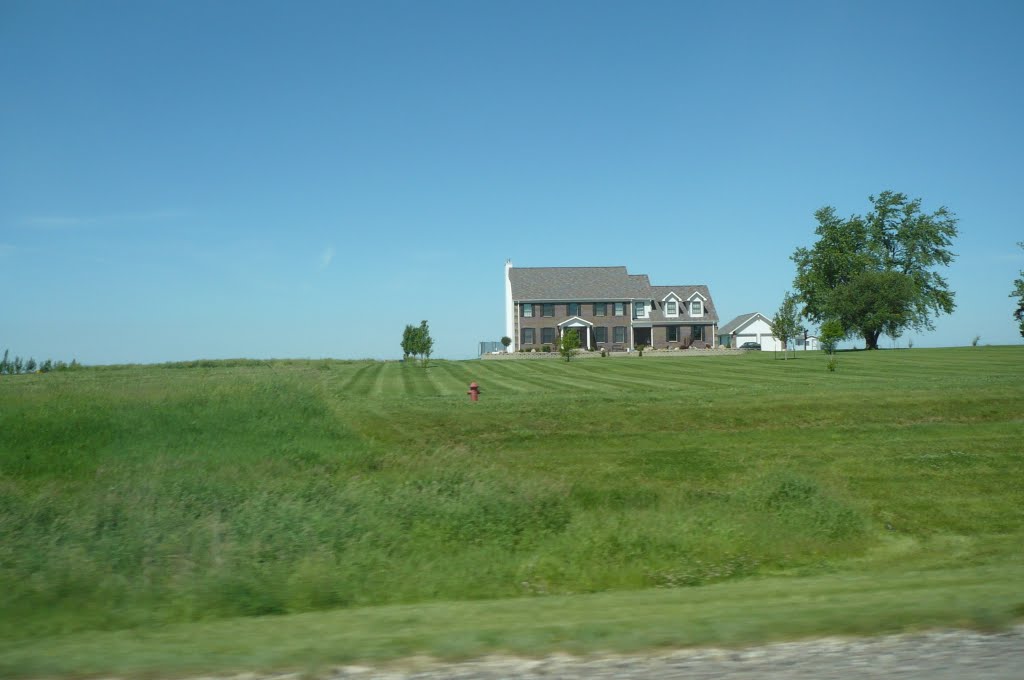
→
(1, 347, 1022, 675)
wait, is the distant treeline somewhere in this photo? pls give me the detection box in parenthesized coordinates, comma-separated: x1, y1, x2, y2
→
(0, 349, 79, 375)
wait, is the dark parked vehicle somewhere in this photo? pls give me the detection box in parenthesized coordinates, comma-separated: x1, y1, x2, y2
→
(739, 341, 761, 350)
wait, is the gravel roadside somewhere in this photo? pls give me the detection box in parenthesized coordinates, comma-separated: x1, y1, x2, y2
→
(205, 626, 1024, 680)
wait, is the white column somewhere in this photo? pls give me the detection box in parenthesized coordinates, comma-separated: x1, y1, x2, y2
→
(504, 260, 515, 348)
(586, 326, 591, 349)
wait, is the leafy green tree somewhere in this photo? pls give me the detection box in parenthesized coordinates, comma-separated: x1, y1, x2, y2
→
(26, 357, 37, 373)
(500, 336, 512, 353)
(792, 191, 958, 349)
(1, 349, 8, 375)
(401, 324, 416, 359)
(819, 319, 844, 355)
(13, 356, 23, 374)
(419, 320, 433, 365)
(770, 292, 801, 359)
(559, 329, 580, 362)
(1012, 242, 1024, 338)
(829, 270, 916, 347)
(405, 320, 433, 366)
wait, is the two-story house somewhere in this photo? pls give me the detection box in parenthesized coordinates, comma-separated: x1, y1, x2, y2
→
(504, 262, 719, 351)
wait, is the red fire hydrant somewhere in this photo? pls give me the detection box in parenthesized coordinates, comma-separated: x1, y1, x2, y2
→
(467, 381, 481, 402)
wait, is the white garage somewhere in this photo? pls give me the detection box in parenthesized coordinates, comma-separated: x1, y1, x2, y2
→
(718, 312, 784, 351)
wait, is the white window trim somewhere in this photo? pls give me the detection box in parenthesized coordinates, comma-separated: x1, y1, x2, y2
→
(634, 301, 648, 319)
(523, 303, 534, 318)
(690, 300, 703, 317)
(614, 302, 625, 317)
(665, 300, 678, 317)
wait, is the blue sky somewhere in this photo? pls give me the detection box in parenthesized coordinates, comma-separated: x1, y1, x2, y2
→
(2, 0, 1022, 363)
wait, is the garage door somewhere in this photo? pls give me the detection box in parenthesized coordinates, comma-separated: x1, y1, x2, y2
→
(759, 334, 782, 352)
(735, 334, 758, 348)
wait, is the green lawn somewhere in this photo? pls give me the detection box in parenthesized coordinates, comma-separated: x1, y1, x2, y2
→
(1, 347, 1022, 676)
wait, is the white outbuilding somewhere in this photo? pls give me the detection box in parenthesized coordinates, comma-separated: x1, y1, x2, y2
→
(717, 312, 784, 351)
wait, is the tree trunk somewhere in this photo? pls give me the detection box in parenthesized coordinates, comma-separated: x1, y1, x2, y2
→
(864, 330, 881, 350)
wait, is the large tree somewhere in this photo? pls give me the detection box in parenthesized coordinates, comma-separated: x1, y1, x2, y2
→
(1012, 242, 1024, 338)
(792, 191, 958, 349)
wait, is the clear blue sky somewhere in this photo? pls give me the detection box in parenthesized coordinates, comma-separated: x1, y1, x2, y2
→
(2, 0, 1022, 363)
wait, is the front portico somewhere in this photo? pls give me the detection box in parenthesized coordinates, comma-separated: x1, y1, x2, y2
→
(557, 316, 594, 350)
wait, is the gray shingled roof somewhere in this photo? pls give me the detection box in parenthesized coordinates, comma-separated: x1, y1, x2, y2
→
(718, 312, 768, 335)
(510, 267, 719, 323)
(645, 285, 719, 323)
(509, 267, 647, 300)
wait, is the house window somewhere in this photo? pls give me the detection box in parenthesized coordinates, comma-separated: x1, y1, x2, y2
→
(690, 300, 703, 316)
(635, 301, 646, 318)
(568, 302, 581, 316)
(614, 302, 625, 316)
(594, 327, 608, 343)
(594, 303, 606, 316)
(541, 327, 556, 345)
(692, 325, 704, 341)
(613, 326, 627, 344)
(522, 328, 535, 345)
(542, 303, 555, 317)
(667, 326, 679, 342)
(665, 300, 677, 316)
(522, 303, 533, 318)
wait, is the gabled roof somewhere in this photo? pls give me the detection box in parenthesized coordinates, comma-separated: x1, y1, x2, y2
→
(718, 312, 770, 335)
(509, 266, 719, 323)
(647, 285, 719, 323)
(510, 267, 648, 300)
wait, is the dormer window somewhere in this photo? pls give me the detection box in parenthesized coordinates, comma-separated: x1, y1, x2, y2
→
(665, 300, 678, 317)
(635, 301, 647, 319)
(690, 300, 703, 316)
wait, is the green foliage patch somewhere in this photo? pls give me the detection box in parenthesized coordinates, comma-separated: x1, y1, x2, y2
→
(1, 348, 1022, 644)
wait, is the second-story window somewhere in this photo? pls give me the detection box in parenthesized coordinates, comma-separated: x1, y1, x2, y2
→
(522, 303, 533, 318)
(635, 301, 646, 318)
(594, 302, 607, 316)
(614, 302, 625, 316)
(568, 302, 581, 316)
(542, 303, 555, 317)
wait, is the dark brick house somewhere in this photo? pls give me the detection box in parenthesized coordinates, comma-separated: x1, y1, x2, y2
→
(504, 262, 719, 351)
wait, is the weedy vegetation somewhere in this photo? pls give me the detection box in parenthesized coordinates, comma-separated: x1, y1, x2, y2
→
(1, 347, 1022, 676)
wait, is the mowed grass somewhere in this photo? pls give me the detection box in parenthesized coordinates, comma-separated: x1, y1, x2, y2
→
(1, 347, 1023, 676)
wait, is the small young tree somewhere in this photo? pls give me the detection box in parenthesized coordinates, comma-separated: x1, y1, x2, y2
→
(401, 324, 416, 359)
(0, 349, 8, 375)
(770, 292, 801, 360)
(41, 359, 53, 373)
(1011, 242, 1024, 338)
(819, 319, 844, 355)
(558, 328, 580, 362)
(25, 358, 37, 373)
(13, 356, 23, 374)
(500, 336, 512, 353)
(417, 320, 433, 366)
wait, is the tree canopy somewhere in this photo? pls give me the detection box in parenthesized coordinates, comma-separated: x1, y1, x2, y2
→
(401, 320, 434, 365)
(792, 191, 958, 349)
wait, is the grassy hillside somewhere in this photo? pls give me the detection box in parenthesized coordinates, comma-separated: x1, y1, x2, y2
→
(1, 347, 1022, 670)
